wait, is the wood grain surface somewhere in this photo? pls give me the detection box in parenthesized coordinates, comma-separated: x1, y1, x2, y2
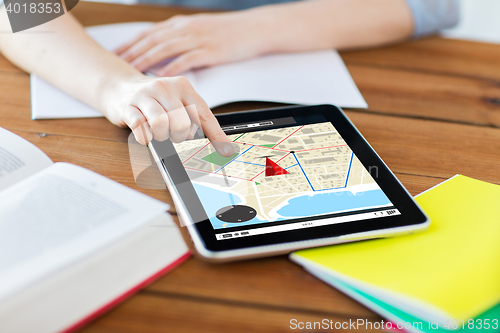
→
(1, 2, 499, 332)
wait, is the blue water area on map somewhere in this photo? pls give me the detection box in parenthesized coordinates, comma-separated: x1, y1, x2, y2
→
(193, 183, 277, 229)
(193, 184, 392, 230)
(276, 189, 391, 217)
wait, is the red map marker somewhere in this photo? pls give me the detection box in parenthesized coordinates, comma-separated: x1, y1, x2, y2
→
(265, 157, 290, 176)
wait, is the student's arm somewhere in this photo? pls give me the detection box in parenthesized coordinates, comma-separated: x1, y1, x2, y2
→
(0, 8, 233, 155)
(116, 0, 416, 76)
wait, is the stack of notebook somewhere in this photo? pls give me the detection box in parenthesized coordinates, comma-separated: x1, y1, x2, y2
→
(291, 175, 500, 333)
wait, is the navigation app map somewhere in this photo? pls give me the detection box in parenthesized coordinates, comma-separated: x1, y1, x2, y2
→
(173, 121, 397, 240)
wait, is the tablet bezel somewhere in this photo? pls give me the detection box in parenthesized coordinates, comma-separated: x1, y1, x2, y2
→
(150, 104, 428, 254)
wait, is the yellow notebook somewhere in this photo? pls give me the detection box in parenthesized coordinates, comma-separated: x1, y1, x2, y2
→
(291, 175, 500, 324)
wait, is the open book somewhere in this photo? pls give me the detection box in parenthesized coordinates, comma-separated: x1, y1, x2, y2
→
(0, 127, 190, 333)
(30, 22, 367, 119)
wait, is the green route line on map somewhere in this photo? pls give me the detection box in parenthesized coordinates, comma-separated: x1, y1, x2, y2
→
(233, 133, 246, 142)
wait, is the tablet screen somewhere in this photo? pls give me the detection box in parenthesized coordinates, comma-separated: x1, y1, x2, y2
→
(173, 116, 400, 241)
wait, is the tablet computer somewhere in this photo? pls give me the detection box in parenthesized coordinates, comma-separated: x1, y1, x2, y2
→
(149, 104, 429, 262)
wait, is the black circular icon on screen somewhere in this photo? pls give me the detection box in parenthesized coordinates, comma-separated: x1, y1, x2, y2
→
(216, 205, 257, 223)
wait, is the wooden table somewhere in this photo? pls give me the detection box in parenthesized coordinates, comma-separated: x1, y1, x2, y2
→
(1, 2, 499, 332)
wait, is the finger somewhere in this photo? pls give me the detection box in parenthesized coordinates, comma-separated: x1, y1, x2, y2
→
(130, 37, 196, 72)
(119, 29, 182, 63)
(180, 94, 230, 153)
(195, 100, 234, 157)
(122, 105, 153, 145)
(135, 97, 172, 142)
(184, 104, 201, 128)
(146, 77, 193, 142)
(187, 123, 199, 140)
(119, 35, 159, 63)
(115, 21, 171, 55)
(157, 49, 211, 76)
(115, 30, 150, 55)
(173, 78, 232, 155)
(166, 105, 192, 143)
(184, 104, 200, 140)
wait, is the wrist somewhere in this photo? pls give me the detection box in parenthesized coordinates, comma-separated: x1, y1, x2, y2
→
(245, 4, 307, 55)
(245, 1, 336, 55)
(243, 6, 291, 55)
(97, 71, 145, 124)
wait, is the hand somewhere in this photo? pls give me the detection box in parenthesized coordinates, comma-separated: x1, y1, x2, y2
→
(115, 12, 268, 76)
(103, 74, 234, 156)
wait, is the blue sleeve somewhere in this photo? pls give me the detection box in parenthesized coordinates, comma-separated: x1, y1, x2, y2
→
(404, 0, 460, 37)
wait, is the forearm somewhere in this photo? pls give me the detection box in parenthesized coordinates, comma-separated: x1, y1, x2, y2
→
(247, 0, 414, 53)
(0, 7, 233, 153)
(0, 8, 142, 114)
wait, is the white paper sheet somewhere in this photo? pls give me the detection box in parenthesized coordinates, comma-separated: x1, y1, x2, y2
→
(193, 50, 365, 109)
(31, 22, 367, 120)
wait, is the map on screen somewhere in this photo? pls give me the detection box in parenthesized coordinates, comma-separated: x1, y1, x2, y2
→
(173, 122, 394, 231)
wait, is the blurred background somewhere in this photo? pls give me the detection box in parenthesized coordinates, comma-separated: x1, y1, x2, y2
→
(82, 0, 500, 45)
(442, 0, 500, 44)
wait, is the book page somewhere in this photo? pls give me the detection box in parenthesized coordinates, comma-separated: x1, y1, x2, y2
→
(0, 127, 53, 191)
(0, 162, 170, 303)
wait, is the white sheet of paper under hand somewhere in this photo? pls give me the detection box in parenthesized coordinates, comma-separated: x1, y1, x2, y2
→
(30, 22, 367, 120)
